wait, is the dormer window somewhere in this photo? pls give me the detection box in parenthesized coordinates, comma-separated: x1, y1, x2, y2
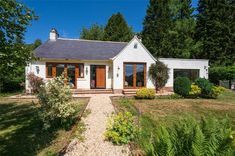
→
(134, 43, 138, 49)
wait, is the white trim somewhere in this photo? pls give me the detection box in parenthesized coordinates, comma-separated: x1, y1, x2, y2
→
(159, 58, 209, 62)
(112, 36, 157, 62)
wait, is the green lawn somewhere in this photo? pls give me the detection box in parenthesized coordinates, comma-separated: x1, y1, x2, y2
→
(0, 97, 89, 156)
(111, 90, 235, 152)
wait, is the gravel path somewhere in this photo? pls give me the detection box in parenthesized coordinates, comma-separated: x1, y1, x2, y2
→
(64, 94, 129, 156)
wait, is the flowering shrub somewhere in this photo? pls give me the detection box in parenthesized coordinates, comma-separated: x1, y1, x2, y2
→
(27, 72, 44, 93)
(189, 83, 201, 98)
(210, 86, 226, 98)
(105, 112, 138, 145)
(136, 88, 155, 99)
(37, 75, 76, 129)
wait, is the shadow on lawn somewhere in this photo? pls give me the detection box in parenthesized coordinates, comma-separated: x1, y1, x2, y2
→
(0, 101, 57, 156)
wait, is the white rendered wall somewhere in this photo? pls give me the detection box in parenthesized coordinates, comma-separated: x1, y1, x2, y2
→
(113, 37, 156, 89)
(77, 61, 112, 89)
(25, 61, 46, 92)
(25, 60, 112, 90)
(159, 58, 209, 87)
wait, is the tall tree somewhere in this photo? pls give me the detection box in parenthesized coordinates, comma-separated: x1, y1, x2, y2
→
(103, 12, 133, 42)
(80, 24, 104, 40)
(167, 0, 201, 58)
(195, 0, 235, 66)
(0, 0, 37, 91)
(142, 0, 174, 57)
(142, 0, 200, 58)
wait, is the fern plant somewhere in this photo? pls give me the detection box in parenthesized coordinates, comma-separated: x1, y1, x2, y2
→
(143, 115, 235, 156)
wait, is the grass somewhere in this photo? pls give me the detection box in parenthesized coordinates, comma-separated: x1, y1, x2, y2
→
(0, 97, 89, 156)
(0, 91, 23, 97)
(111, 90, 235, 152)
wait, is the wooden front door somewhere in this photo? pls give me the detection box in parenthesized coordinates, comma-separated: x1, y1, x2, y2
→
(96, 65, 106, 88)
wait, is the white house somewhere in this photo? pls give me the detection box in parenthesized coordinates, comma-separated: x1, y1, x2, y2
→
(25, 29, 209, 94)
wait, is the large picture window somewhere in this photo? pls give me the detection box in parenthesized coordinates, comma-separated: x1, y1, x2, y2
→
(124, 63, 146, 88)
(174, 69, 200, 82)
(46, 63, 84, 78)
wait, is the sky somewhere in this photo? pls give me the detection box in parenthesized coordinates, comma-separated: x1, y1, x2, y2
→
(22, 0, 198, 44)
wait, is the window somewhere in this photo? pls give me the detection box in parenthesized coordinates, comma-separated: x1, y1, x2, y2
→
(134, 43, 138, 49)
(174, 69, 200, 82)
(136, 64, 144, 87)
(46, 64, 53, 77)
(124, 63, 146, 88)
(125, 64, 134, 87)
(78, 64, 84, 78)
(56, 64, 65, 77)
(46, 63, 84, 78)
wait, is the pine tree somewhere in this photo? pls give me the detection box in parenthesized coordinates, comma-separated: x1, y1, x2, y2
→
(103, 12, 133, 42)
(167, 0, 201, 58)
(142, 0, 199, 58)
(80, 24, 104, 40)
(142, 0, 173, 57)
(195, 0, 235, 66)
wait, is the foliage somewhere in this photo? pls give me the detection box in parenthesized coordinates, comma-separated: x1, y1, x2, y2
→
(195, 0, 235, 66)
(80, 24, 104, 40)
(103, 12, 133, 42)
(195, 78, 213, 98)
(142, 0, 201, 58)
(210, 86, 227, 99)
(209, 65, 235, 85)
(0, 97, 89, 155)
(27, 72, 44, 93)
(149, 60, 169, 90)
(173, 77, 191, 97)
(142, 0, 173, 57)
(0, 0, 37, 91)
(136, 88, 155, 99)
(105, 112, 138, 145)
(144, 116, 235, 156)
(37, 75, 76, 130)
(189, 83, 201, 98)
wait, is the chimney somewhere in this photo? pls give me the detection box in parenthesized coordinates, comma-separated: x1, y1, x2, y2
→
(49, 28, 59, 40)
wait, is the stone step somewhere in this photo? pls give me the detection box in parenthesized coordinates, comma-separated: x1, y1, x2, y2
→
(122, 89, 138, 95)
(72, 89, 113, 94)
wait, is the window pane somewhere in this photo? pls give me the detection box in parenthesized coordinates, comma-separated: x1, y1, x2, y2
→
(90, 65, 96, 88)
(78, 64, 84, 77)
(136, 64, 144, 87)
(174, 69, 199, 82)
(56, 64, 65, 77)
(47, 64, 52, 77)
(125, 64, 134, 87)
(67, 64, 75, 88)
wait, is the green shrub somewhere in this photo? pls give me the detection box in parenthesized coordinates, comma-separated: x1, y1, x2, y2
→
(210, 86, 227, 98)
(173, 77, 191, 97)
(149, 60, 169, 90)
(189, 83, 201, 98)
(136, 88, 155, 99)
(37, 75, 76, 130)
(195, 78, 213, 97)
(105, 112, 138, 145)
(209, 65, 235, 85)
(144, 116, 235, 156)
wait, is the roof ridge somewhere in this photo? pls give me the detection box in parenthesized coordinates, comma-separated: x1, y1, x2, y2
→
(57, 38, 128, 44)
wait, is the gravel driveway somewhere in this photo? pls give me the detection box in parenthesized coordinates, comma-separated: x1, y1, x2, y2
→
(64, 94, 129, 156)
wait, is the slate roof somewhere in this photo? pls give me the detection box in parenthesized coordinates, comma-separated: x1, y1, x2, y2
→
(34, 38, 128, 60)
